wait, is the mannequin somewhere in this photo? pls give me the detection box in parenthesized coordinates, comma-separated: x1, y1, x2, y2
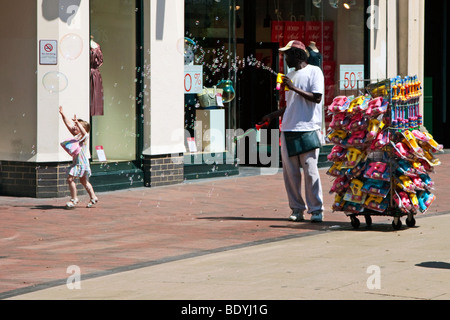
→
(90, 35, 99, 49)
(307, 41, 322, 69)
(308, 41, 318, 52)
(90, 36, 104, 116)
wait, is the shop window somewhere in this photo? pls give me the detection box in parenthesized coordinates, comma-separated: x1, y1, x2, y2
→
(90, 0, 137, 163)
(183, 0, 365, 164)
(184, 0, 237, 160)
(238, 0, 366, 131)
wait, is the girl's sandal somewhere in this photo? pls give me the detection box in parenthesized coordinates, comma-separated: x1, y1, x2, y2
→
(66, 198, 80, 209)
(86, 198, 99, 208)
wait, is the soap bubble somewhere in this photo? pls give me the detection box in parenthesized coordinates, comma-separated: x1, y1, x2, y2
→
(60, 33, 83, 60)
(217, 79, 235, 103)
(42, 71, 68, 93)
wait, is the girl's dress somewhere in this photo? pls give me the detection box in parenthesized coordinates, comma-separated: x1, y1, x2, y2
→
(68, 134, 91, 177)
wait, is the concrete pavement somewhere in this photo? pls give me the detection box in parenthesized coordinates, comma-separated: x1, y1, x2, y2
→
(8, 213, 450, 301)
(1, 154, 450, 300)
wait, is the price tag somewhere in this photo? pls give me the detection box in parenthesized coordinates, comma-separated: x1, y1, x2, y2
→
(186, 137, 197, 152)
(95, 146, 107, 162)
(340, 65, 364, 90)
(216, 93, 224, 107)
(184, 65, 203, 94)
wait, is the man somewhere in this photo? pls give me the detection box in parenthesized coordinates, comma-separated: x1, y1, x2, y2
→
(261, 40, 325, 222)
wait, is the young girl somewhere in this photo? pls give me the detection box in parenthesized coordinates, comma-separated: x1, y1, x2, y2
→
(59, 106, 98, 208)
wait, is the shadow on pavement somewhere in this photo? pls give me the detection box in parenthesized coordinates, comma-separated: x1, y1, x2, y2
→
(198, 215, 412, 233)
(415, 261, 450, 270)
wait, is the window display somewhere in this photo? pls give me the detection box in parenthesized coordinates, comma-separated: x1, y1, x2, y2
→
(183, 0, 366, 173)
(255, 0, 366, 128)
(90, 0, 137, 163)
(184, 0, 237, 160)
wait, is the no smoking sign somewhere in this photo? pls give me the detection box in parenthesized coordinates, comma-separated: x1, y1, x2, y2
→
(39, 40, 58, 65)
(44, 43, 53, 52)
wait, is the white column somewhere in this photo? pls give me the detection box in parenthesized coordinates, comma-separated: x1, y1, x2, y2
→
(407, 0, 425, 79)
(407, 0, 425, 114)
(142, 0, 185, 156)
(0, 1, 37, 162)
(36, 0, 90, 162)
(369, 0, 387, 80)
(386, 0, 398, 78)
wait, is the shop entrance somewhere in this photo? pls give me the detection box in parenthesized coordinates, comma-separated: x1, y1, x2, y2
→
(236, 0, 367, 167)
(89, 0, 144, 191)
(425, 0, 449, 147)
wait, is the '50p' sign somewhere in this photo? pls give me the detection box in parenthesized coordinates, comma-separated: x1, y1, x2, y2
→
(340, 65, 365, 90)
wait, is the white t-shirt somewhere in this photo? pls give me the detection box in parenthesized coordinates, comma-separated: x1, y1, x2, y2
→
(281, 64, 324, 132)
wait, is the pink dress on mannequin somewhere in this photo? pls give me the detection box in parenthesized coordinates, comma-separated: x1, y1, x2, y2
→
(90, 42, 104, 116)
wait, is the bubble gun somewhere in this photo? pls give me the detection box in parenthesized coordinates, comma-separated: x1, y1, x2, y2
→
(234, 121, 270, 142)
(276, 73, 284, 91)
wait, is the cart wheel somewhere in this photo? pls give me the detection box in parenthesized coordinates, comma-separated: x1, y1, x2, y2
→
(406, 216, 416, 227)
(351, 216, 360, 229)
(364, 215, 372, 228)
(392, 218, 402, 230)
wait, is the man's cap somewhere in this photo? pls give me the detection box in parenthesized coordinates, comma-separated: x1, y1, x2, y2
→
(279, 40, 306, 52)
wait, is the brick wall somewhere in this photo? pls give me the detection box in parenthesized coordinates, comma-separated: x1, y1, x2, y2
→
(1, 155, 185, 197)
(0, 161, 85, 198)
(143, 153, 184, 187)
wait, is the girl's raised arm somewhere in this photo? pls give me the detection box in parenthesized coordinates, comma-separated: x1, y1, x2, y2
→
(59, 106, 76, 135)
(73, 116, 88, 138)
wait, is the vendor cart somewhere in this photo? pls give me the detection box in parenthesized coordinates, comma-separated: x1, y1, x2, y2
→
(326, 77, 442, 230)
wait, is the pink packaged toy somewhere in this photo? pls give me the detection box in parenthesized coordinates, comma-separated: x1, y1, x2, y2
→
(327, 145, 347, 162)
(347, 113, 368, 132)
(329, 113, 349, 130)
(347, 130, 367, 146)
(364, 162, 390, 181)
(330, 176, 350, 194)
(412, 130, 443, 152)
(370, 130, 390, 150)
(393, 191, 414, 214)
(366, 97, 388, 116)
(328, 96, 350, 113)
(391, 141, 412, 159)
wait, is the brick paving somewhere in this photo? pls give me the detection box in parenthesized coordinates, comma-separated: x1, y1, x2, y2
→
(1, 153, 449, 298)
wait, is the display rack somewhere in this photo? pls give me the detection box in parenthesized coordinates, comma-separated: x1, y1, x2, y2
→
(326, 77, 443, 229)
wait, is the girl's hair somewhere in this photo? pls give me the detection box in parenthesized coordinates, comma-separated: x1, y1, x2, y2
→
(78, 119, 91, 133)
